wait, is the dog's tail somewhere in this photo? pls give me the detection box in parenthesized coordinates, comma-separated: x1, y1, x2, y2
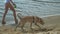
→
(17, 13, 23, 19)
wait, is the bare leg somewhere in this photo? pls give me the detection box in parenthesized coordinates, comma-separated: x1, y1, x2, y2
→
(2, 4, 8, 25)
(9, 4, 18, 24)
(13, 10, 18, 24)
(2, 10, 8, 25)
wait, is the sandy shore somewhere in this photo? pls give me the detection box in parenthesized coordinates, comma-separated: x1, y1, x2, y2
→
(0, 15, 60, 34)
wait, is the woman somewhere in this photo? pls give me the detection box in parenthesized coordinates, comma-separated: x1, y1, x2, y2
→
(2, 0, 18, 25)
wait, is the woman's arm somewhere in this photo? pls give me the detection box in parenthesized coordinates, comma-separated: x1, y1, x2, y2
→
(10, 0, 16, 5)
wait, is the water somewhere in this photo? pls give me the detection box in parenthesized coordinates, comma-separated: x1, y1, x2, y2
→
(0, 0, 60, 24)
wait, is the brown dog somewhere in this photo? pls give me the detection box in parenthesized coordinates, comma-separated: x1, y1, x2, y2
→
(14, 13, 44, 31)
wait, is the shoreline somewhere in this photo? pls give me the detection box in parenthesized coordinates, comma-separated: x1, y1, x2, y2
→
(39, 14, 60, 18)
(0, 14, 60, 26)
(0, 15, 60, 34)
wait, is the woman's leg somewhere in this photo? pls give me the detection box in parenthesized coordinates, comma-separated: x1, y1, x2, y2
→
(9, 3, 18, 24)
(2, 4, 8, 25)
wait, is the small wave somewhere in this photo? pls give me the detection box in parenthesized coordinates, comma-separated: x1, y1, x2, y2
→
(0, 7, 22, 12)
(0, 16, 2, 17)
(0, 12, 12, 16)
(0, 8, 4, 10)
(32, 0, 60, 3)
(40, 14, 60, 18)
(14, 2, 20, 4)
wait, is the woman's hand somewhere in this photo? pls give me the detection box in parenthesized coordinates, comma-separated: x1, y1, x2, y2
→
(10, 0, 15, 5)
(10, 0, 17, 8)
(13, 3, 17, 8)
(13, 3, 16, 6)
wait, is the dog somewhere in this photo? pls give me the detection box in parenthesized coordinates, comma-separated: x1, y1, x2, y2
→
(14, 13, 44, 31)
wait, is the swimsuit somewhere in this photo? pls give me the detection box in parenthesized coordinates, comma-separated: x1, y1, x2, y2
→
(5, 0, 15, 7)
(5, 0, 10, 3)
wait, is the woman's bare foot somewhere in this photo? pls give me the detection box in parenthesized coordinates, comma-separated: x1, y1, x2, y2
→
(2, 20, 6, 26)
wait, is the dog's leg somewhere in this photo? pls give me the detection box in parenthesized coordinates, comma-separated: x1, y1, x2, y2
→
(14, 24, 20, 31)
(35, 23, 41, 29)
(20, 22, 25, 32)
(19, 20, 27, 32)
(30, 23, 33, 30)
(14, 20, 22, 31)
